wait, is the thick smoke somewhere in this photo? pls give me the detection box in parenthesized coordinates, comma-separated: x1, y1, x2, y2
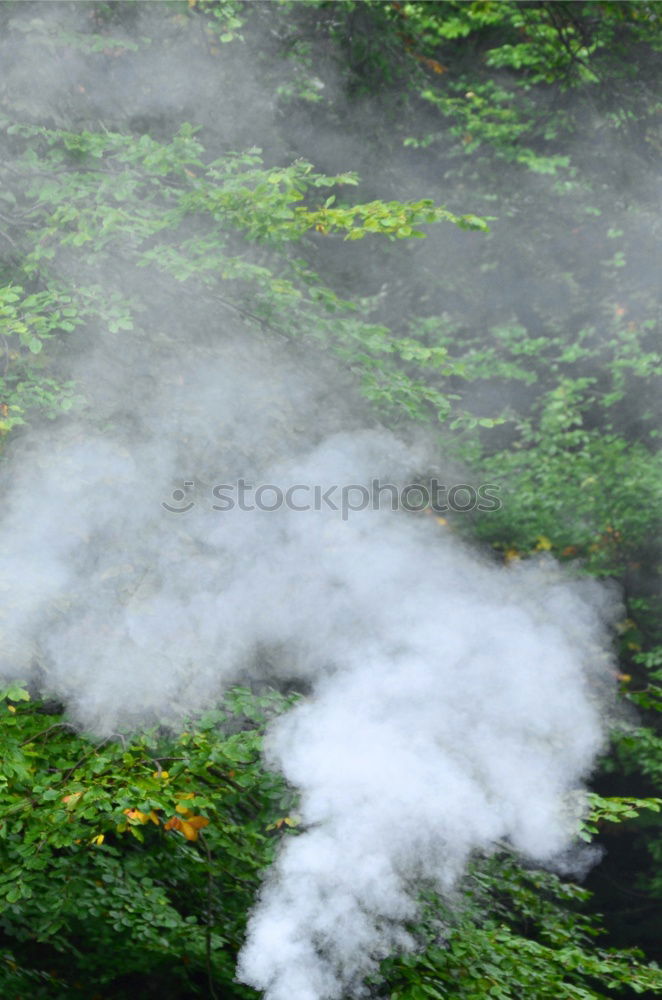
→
(238, 545, 615, 1000)
(0, 330, 618, 997)
(0, 4, 629, 998)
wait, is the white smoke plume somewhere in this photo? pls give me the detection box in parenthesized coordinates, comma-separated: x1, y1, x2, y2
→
(236, 499, 616, 999)
(0, 330, 618, 998)
(0, 5, 629, 996)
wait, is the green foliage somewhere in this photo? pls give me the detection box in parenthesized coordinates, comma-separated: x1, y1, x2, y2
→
(0, 282, 84, 433)
(380, 855, 662, 1000)
(0, 685, 296, 997)
(0, 0, 661, 995)
(1, 687, 661, 999)
(471, 428, 662, 575)
(0, 117, 490, 439)
(580, 793, 662, 843)
(388, 1, 661, 170)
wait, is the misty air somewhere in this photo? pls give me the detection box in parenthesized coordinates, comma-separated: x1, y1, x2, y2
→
(0, 4, 660, 1000)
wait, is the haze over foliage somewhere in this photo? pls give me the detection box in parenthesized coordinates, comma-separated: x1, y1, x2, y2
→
(0, 3, 660, 999)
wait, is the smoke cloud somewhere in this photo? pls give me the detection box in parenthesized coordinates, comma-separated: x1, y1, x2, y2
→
(0, 4, 632, 997)
(0, 328, 618, 997)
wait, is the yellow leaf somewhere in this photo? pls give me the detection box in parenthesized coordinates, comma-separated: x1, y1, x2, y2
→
(504, 548, 520, 563)
(186, 815, 210, 830)
(164, 814, 208, 839)
(7, 705, 15, 713)
(180, 821, 199, 842)
(123, 808, 149, 824)
(535, 535, 552, 551)
(268, 815, 299, 830)
(90, 834, 104, 846)
(418, 56, 447, 74)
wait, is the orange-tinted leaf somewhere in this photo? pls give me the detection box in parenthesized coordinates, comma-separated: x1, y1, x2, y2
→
(123, 808, 149, 824)
(164, 814, 208, 839)
(418, 56, 446, 74)
(186, 815, 210, 830)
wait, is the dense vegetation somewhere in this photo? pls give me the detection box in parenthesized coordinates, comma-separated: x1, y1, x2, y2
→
(0, 2, 660, 998)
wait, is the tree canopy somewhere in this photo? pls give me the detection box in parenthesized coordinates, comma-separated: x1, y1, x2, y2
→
(0, 3, 661, 998)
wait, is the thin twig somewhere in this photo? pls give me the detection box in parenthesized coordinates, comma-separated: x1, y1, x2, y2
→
(199, 831, 220, 1000)
(20, 721, 76, 747)
(0, 229, 18, 249)
(210, 292, 290, 341)
(61, 736, 112, 781)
